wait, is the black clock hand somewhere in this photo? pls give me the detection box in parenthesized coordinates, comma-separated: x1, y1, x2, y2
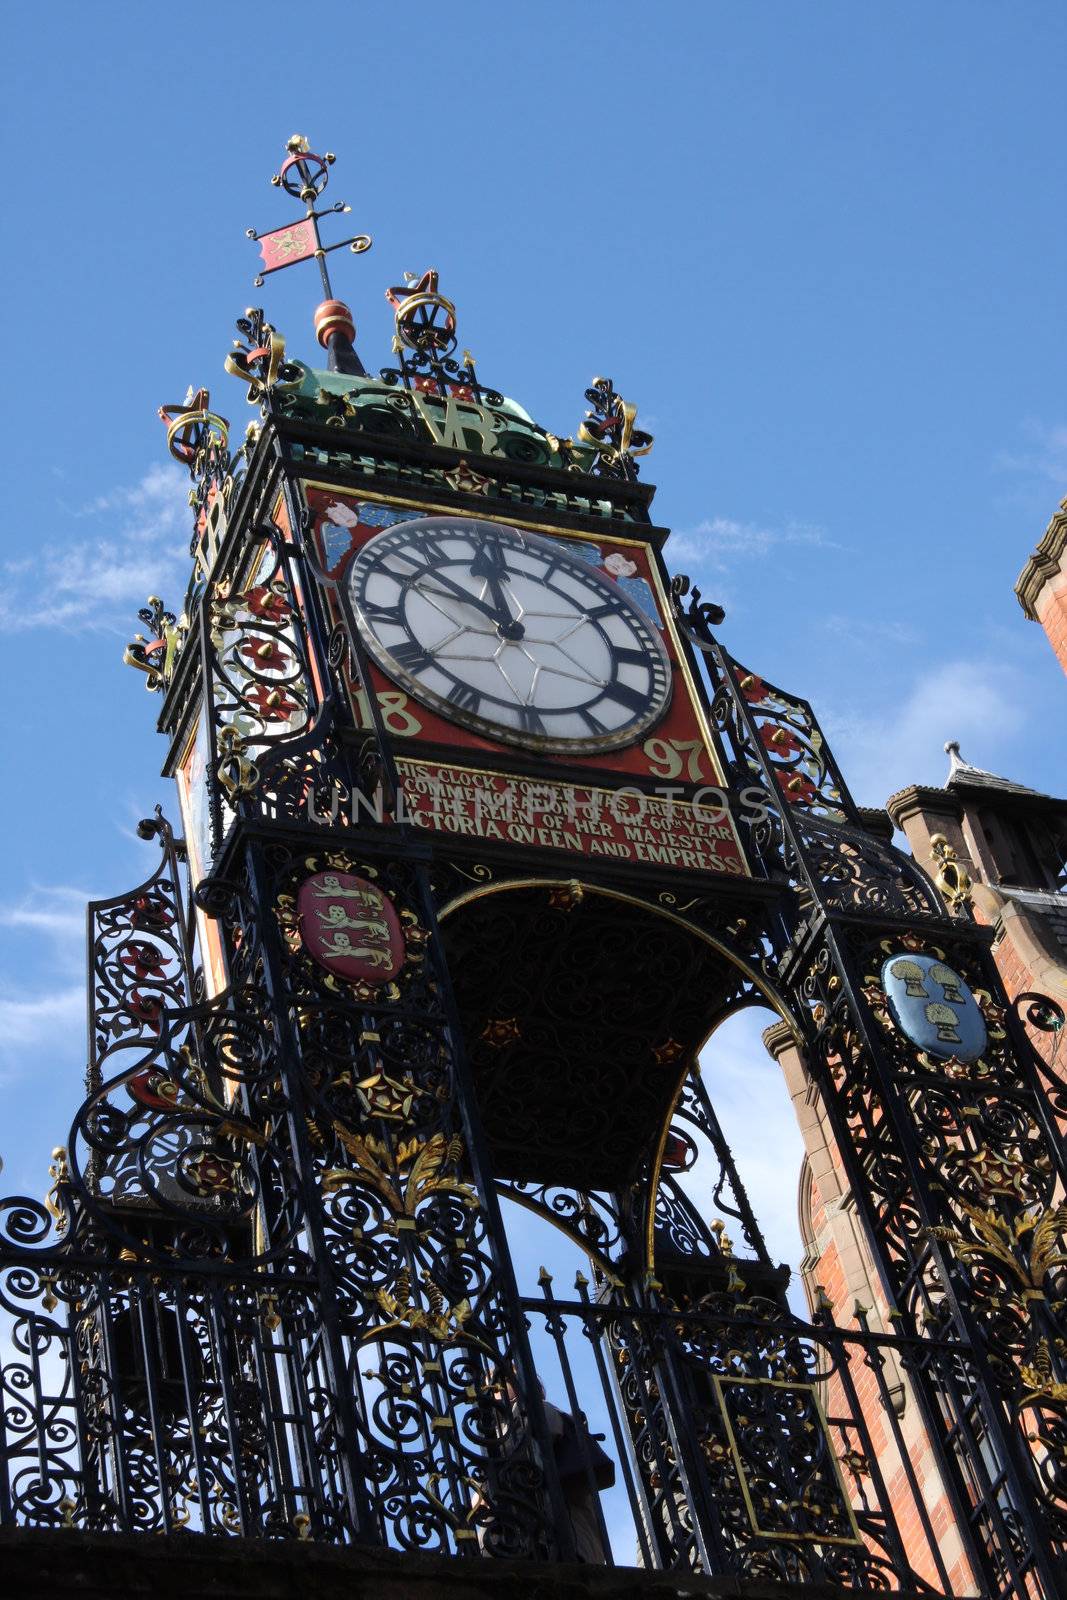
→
(469, 535, 508, 585)
(468, 538, 525, 640)
(404, 563, 509, 628)
(404, 553, 526, 641)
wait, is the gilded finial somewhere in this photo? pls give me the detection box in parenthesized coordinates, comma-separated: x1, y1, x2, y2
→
(386, 269, 458, 358)
(381, 268, 496, 413)
(930, 832, 974, 916)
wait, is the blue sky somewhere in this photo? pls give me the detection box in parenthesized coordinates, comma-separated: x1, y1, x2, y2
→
(0, 2, 1063, 1278)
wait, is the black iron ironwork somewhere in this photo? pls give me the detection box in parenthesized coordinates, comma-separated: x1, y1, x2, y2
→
(521, 1277, 978, 1588)
(378, 269, 504, 411)
(577, 376, 655, 481)
(8, 140, 1067, 1598)
(673, 579, 1067, 1597)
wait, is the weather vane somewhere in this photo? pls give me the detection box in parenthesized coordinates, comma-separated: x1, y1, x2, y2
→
(246, 135, 372, 296)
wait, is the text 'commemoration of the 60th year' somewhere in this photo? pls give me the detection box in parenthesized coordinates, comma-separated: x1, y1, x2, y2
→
(396, 759, 748, 876)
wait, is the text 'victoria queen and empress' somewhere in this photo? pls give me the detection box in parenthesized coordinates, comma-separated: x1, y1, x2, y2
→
(395, 760, 749, 876)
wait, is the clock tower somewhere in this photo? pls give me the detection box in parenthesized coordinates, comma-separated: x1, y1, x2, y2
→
(3, 137, 1067, 1598)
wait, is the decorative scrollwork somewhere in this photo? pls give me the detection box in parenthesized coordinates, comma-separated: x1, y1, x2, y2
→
(496, 1182, 624, 1280)
(126, 384, 258, 697)
(200, 521, 337, 842)
(123, 595, 187, 694)
(670, 573, 726, 638)
(795, 816, 946, 919)
(803, 922, 1067, 1563)
(576, 376, 654, 481)
(253, 840, 553, 1556)
(86, 810, 194, 1101)
(574, 1278, 948, 1589)
(225, 308, 304, 407)
(380, 269, 504, 409)
(246, 135, 372, 295)
(24, 123, 1067, 1598)
(1015, 991, 1067, 1113)
(667, 1066, 771, 1264)
(729, 662, 850, 822)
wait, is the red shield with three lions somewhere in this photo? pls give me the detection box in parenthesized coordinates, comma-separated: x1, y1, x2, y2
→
(296, 871, 406, 986)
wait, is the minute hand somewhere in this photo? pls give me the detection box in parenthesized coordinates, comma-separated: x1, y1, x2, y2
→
(407, 565, 513, 628)
(468, 543, 524, 637)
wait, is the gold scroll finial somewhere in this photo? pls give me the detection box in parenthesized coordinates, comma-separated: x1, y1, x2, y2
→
(930, 833, 974, 916)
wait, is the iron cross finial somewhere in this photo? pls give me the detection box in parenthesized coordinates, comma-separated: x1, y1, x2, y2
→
(245, 135, 372, 296)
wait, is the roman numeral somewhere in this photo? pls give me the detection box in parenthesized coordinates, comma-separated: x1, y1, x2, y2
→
(612, 646, 649, 668)
(603, 682, 650, 714)
(470, 537, 509, 580)
(363, 602, 405, 628)
(578, 708, 608, 735)
(399, 561, 440, 588)
(517, 705, 546, 736)
(390, 640, 434, 673)
(447, 682, 482, 713)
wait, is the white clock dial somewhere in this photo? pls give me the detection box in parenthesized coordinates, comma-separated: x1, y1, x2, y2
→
(346, 516, 672, 753)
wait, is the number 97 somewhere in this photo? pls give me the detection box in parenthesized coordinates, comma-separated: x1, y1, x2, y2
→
(642, 737, 706, 781)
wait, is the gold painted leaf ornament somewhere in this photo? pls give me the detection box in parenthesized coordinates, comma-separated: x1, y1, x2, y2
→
(323, 1128, 477, 1217)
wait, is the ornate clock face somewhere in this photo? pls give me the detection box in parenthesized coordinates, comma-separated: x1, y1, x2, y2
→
(346, 516, 672, 752)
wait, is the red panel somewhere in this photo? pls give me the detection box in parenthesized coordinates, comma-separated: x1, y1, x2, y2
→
(307, 487, 732, 793)
(397, 757, 747, 877)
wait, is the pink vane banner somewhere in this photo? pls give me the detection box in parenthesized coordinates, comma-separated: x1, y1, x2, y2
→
(255, 219, 319, 276)
(297, 871, 406, 987)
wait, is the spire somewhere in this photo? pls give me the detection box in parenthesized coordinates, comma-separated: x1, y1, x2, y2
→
(944, 739, 967, 780)
(245, 134, 372, 376)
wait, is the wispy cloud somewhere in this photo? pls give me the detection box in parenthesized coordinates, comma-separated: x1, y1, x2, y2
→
(0, 888, 92, 1081)
(78, 463, 190, 534)
(669, 515, 841, 570)
(821, 612, 919, 649)
(828, 657, 1025, 807)
(994, 420, 1067, 486)
(0, 885, 89, 950)
(0, 987, 84, 1053)
(0, 464, 190, 633)
(992, 419, 1067, 517)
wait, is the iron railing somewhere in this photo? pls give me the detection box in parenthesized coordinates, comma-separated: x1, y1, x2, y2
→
(0, 1226, 1024, 1597)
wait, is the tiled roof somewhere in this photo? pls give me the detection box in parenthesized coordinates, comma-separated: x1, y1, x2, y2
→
(943, 741, 1064, 804)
